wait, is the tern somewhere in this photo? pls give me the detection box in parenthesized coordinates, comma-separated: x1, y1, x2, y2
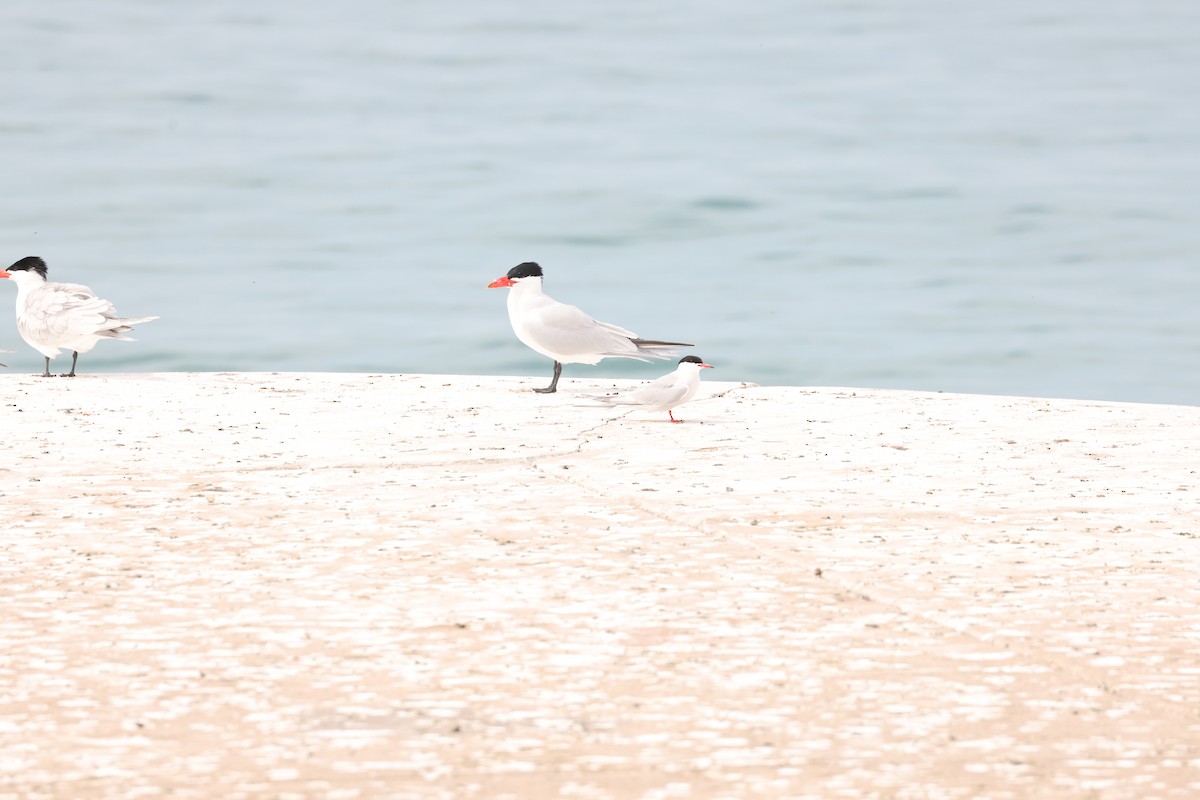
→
(586, 355, 713, 423)
(487, 262, 692, 393)
(0, 256, 159, 377)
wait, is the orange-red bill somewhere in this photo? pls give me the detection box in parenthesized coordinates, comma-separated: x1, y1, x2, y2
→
(487, 276, 515, 288)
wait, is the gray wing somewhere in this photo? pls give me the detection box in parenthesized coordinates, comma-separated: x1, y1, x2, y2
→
(590, 372, 689, 409)
(20, 283, 117, 340)
(527, 301, 644, 359)
(624, 377, 691, 409)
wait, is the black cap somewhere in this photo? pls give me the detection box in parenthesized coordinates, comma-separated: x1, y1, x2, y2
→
(507, 262, 543, 280)
(7, 256, 47, 279)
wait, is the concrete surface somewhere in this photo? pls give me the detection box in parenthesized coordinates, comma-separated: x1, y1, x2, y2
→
(1, 372, 1198, 799)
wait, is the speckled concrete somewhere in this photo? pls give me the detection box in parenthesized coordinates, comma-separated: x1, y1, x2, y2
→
(1, 372, 1198, 799)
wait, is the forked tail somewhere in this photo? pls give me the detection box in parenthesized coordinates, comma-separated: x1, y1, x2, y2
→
(99, 315, 160, 340)
(118, 315, 160, 327)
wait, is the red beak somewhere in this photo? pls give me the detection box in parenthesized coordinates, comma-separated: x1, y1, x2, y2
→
(700, 363, 714, 369)
(0, 271, 10, 279)
(487, 275, 515, 288)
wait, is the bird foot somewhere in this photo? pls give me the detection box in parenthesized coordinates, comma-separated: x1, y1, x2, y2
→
(533, 386, 557, 394)
(58, 373, 77, 378)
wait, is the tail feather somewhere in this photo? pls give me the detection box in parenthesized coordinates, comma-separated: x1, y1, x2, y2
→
(581, 393, 624, 406)
(631, 338, 692, 348)
(116, 315, 160, 327)
(97, 315, 158, 341)
(629, 338, 693, 360)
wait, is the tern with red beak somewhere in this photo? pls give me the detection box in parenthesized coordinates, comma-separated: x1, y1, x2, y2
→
(586, 355, 714, 423)
(0, 256, 159, 377)
(487, 262, 692, 393)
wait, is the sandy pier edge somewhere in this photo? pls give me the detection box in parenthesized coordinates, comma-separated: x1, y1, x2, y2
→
(2, 371, 1199, 799)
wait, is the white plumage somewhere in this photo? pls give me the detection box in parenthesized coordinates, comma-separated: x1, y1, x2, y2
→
(488, 261, 691, 393)
(0, 256, 158, 377)
(586, 356, 714, 423)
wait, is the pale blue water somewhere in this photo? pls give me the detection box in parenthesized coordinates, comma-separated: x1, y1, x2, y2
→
(2, 0, 1198, 404)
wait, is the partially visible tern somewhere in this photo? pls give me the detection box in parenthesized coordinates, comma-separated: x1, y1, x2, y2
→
(0, 256, 159, 377)
(487, 261, 692, 393)
(586, 355, 713, 423)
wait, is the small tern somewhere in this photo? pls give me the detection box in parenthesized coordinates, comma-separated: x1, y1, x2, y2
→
(0, 256, 159, 377)
(487, 262, 692, 393)
(586, 355, 713, 423)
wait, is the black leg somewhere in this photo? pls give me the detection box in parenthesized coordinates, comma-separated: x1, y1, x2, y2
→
(41, 356, 51, 378)
(533, 361, 562, 394)
(61, 351, 78, 378)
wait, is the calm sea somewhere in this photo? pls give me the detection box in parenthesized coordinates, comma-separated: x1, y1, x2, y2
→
(2, 0, 1197, 404)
